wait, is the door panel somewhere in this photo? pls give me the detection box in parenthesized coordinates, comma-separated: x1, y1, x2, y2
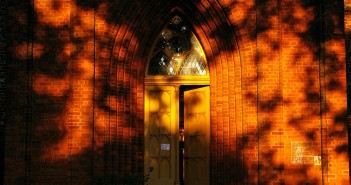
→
(144, 86, 176, 185)
(184, 86, 210, 185)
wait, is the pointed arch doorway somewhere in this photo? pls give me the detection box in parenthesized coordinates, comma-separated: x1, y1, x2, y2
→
(144, 16, 210, 185)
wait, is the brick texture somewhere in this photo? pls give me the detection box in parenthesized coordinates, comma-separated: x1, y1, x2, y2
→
(0, 0, 6, 184)
(3, 0, 350, 184)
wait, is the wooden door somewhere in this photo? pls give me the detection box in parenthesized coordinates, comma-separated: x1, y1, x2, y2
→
(144, 86, 177, 185)
(184, 86, 210, 185)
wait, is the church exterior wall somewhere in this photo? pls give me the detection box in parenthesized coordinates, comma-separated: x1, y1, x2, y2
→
(2, 0, 350, 184)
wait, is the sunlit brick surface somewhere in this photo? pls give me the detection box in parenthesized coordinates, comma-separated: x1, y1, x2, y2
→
(4, 0, 350, 184)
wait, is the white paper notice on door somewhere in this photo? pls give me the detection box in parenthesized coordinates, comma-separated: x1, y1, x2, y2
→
(160, 144, 170, 151)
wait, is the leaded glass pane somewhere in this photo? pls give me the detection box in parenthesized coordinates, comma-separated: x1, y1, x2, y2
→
(148, 16, 207, 76)
(167, 36, 189, 55)
(148, 51, 175, 75)
(153, 37, 167, 53)
(167, 16, 187, 33)
(179, 51, 206, 75)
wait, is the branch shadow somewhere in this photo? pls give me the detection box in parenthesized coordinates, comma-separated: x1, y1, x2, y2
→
(3, 0, 350, 184)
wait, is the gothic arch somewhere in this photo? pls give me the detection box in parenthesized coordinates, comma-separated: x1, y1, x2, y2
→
(95, 0, 256, 181)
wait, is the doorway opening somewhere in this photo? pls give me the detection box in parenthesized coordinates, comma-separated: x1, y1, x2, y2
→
(144, 15, 210, 185)
(144, 85, 210, 185)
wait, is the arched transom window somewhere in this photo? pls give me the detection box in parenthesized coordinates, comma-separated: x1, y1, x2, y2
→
(147, 16, 208, 76)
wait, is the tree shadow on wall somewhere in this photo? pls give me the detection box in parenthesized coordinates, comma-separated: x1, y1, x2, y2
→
(4, 0, 350, 184)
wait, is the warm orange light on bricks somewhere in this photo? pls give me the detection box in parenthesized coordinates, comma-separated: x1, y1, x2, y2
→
(33, 74, 69, 97)
(4, 0, 349, 184)
(35, 0, 71, 27)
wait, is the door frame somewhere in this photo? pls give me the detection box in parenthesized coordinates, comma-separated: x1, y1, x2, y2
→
(144, 78, 210, 185)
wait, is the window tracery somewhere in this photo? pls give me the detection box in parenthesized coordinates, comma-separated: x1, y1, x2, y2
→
(148, 16, 207, 76)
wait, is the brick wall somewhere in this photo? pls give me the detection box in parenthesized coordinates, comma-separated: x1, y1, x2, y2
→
(5, 0, 32, 184)
(345, 0, 351, 182)
(4, 0, 350, 184)
(0, 0, 6, 184)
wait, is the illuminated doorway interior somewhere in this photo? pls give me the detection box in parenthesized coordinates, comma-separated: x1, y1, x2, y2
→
(144, 16, 210, 185)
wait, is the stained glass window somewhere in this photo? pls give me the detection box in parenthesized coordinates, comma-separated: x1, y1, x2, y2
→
(148, 16, 207, 76)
